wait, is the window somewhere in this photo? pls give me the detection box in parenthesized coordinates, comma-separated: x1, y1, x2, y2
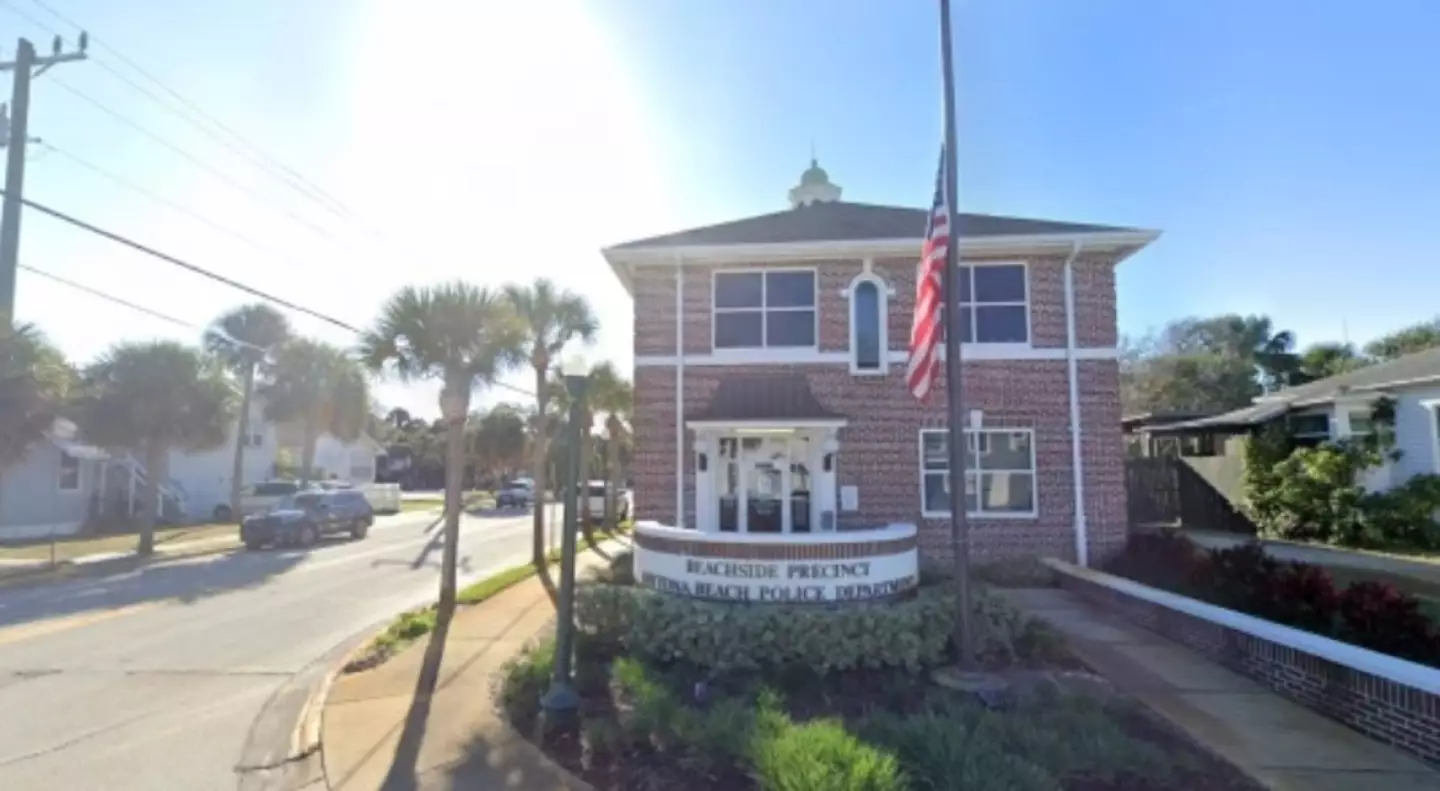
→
(1289, 413, 1331, 447)
(920, 428, 1036, 517)
(713, 270, 816, 349)
(247, 432, 264, 448)
(1346, 409, 1373, 438)
(941, 264, 1029, 344)
(57, 452, 80, 492)
(849, 275, 887, 373)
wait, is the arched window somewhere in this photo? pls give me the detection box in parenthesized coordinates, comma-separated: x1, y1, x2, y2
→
(847, 271, 889, 374)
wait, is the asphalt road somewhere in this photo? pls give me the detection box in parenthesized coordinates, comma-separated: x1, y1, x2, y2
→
(0, 506, 560, 791)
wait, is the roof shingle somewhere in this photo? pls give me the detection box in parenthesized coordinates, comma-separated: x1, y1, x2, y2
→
(689, 374, 844, 423)
(608, 201, 1136, 251)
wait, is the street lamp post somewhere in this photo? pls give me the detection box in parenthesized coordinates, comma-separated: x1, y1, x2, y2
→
(541, 354, 588, 713)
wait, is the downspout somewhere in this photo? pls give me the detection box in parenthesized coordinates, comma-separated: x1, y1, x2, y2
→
(1062, 241, 1088, 566)
(675, 256, 686, 529)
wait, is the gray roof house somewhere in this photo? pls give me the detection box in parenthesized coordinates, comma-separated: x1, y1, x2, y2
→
(1151, 346, 1440, 491)
(0, 419, 113, 541)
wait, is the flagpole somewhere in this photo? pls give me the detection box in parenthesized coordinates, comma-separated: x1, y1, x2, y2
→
(937, 0, 974, 670)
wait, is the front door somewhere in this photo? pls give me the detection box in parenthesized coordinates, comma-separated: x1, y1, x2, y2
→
(715, 435, 813, 534)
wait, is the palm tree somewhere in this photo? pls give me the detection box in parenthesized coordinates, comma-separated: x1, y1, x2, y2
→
(359, 282, 523, 612)
(73, 342, 235, 554)
(504, 278, 597, 567)
(0, 322, 72, 522)
(203, 304, 291, 521)
(587, 363, 632, 530)
(261, 339, 369, 485)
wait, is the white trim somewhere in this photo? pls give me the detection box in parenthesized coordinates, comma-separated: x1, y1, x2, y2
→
(604, 230, 1161, 267)
(635, 345, 1119, 368)
(1421, 399, 1440, 474)
(687, 418, 848, 430)
(637, 519, 915, 546)
(918, 427, 1039, 519)
(711, 267, 819, 352)
(1062, 241, 1088, 566)
(56, 451, 82, 494)
(846, 269, 889, 376)
(1044, 558, 1440, 696)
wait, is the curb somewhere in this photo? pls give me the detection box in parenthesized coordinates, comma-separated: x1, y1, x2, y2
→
(0, 540, 241, 590)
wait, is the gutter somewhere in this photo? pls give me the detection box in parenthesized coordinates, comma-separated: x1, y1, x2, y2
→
(1062, 240, 1088, 566)
(675, 256, 685, 528)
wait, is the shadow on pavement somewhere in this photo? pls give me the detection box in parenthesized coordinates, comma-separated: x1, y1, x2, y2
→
(377, 603, 453, 791)
(0, 546, 311, 630)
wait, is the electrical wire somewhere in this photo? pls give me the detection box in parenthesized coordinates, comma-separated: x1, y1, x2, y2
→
(18, 261, 194, 328)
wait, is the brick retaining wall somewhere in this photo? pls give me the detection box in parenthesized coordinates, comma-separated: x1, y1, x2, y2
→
(1048, 560, 1440, 767)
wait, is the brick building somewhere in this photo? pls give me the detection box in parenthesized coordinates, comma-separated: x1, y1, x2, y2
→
(603, 162, 1157, 566)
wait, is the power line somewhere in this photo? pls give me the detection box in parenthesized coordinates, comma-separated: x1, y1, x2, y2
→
(2, 189, 359, 331)
(6, 192, 542, 400)
(8, 0, 359, 222)
(45, 76, 351, 244)
(38, 141, 298, 264)
(18, 261, 194, 328)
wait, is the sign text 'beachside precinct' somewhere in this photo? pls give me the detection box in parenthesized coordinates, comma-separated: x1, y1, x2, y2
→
(633, 522, 919, 604)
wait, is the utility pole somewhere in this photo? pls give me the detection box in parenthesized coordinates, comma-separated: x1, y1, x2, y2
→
(0, 34, 87, 324)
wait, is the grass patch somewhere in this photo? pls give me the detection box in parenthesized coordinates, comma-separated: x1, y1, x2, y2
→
(343, 525, 631, 674)
(0, 521, 238, 561)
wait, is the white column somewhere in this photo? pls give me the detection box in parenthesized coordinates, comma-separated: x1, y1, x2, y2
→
(694, 436, 713, 533)
(780, 438, 793, 534)
(818, 432, 839, 531)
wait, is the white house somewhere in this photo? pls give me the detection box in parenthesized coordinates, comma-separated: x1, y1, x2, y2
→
(1150, 346, 1440, 492)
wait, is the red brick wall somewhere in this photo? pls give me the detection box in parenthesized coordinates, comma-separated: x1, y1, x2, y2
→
(632, 361, 1127, 566)
(627, 252, 1127, 566)
(630, 253, 1119, 359)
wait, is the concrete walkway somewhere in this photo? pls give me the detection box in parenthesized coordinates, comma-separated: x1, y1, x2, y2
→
(322, 546, 624, 791)
(999, 587, 1440, 791)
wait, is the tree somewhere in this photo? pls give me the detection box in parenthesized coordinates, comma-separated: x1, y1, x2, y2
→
(73, 342, 234, 554)
(587, 363, 632, 530)
(261, 339, 369, 486)
(0, 323, 71, 523)
(203, 303, 291, 521)
(469, 404, 528, 486)
(503, 278, 598, 567)
(1364, 318, 1440, 361)
(359, 282, 522, 612)
(1161, 314, 1299, 391)
(1297, 342, 1367, 382)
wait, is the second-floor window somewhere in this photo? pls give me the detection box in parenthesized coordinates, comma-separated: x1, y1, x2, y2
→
(943, 263, 1029, 344)
(713, 269, 816, 350)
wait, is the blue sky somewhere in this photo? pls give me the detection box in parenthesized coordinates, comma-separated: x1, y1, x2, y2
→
(7, 0, 1440, 416)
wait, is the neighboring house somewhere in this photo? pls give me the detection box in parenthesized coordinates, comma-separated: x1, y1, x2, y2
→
(1145, 346, 1440, 493)
(0, 419, 110, 540)
(601, 161, 1158, 565)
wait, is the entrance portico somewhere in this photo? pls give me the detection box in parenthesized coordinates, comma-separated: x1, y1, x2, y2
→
(687, 375, 845, 535)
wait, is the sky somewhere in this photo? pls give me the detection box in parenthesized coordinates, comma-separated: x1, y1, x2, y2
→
(7, 0, 1440, 418)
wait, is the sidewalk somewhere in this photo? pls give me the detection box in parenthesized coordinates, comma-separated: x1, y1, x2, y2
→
(322, 546, 622, 791)
(998, 587, 1440, 791)
(0, 534, 239, 585)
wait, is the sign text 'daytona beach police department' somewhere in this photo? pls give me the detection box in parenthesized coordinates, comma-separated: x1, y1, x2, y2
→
(638, 557, 917, 603)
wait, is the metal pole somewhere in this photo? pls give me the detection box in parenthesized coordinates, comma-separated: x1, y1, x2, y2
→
(0, 38, 33, 322)
(542, 375, 585, 712)
(938, 0, 974, 669)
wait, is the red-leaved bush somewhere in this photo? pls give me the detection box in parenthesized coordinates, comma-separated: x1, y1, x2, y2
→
(1106, 534, 1440, 669)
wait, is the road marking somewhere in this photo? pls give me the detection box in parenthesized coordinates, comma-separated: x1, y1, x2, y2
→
(0, 601, 163, 647)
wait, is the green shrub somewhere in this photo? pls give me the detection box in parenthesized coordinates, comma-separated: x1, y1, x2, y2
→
(581, 718, 627, 758)
(578, 581, 1060, 674)
(751, 718, 906, 791)
(498, 638, 555, 722)
(586, 550, 635, 586)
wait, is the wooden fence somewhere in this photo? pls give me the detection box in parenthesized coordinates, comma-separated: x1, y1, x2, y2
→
(1125, 456, 1256, 535)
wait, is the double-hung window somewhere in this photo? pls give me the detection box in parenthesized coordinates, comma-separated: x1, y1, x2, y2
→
(942, 264, 1029, 344)
(713, 270, 816, 349)
(920, 428, 1036, 517)
(58, 452, 81, 492)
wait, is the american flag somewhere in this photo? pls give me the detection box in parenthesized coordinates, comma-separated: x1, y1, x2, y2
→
(906, 149, 949, 401)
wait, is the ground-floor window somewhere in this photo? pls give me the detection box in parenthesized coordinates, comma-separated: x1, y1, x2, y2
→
(919, 428, 1036, 517)
(57, 452, 81, 492)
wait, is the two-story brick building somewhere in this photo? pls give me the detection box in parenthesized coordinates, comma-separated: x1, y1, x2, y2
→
(604, 162, 1157, 566)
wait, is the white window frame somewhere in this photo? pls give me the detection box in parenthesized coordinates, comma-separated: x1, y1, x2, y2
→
(919, 427, 1038, 519)
(711, 267, 819, 354)
(844, 264, 893, 375)
(1421, 399, 1440, 474)
(945, 261, 1031, 345)
(57, 451, 82, 493)
(1288, 410, 1333, 443)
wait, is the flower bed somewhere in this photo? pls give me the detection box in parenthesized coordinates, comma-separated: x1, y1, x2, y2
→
(497, 553, 1261, 791)
(1106, 532, 1440, 667)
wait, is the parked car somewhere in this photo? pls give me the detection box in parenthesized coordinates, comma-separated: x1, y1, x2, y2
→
(584, 480, 631, 524)
(214, 480, 305, 521)
(239, 489, 374, 550)
(496, 479, 535, 509)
